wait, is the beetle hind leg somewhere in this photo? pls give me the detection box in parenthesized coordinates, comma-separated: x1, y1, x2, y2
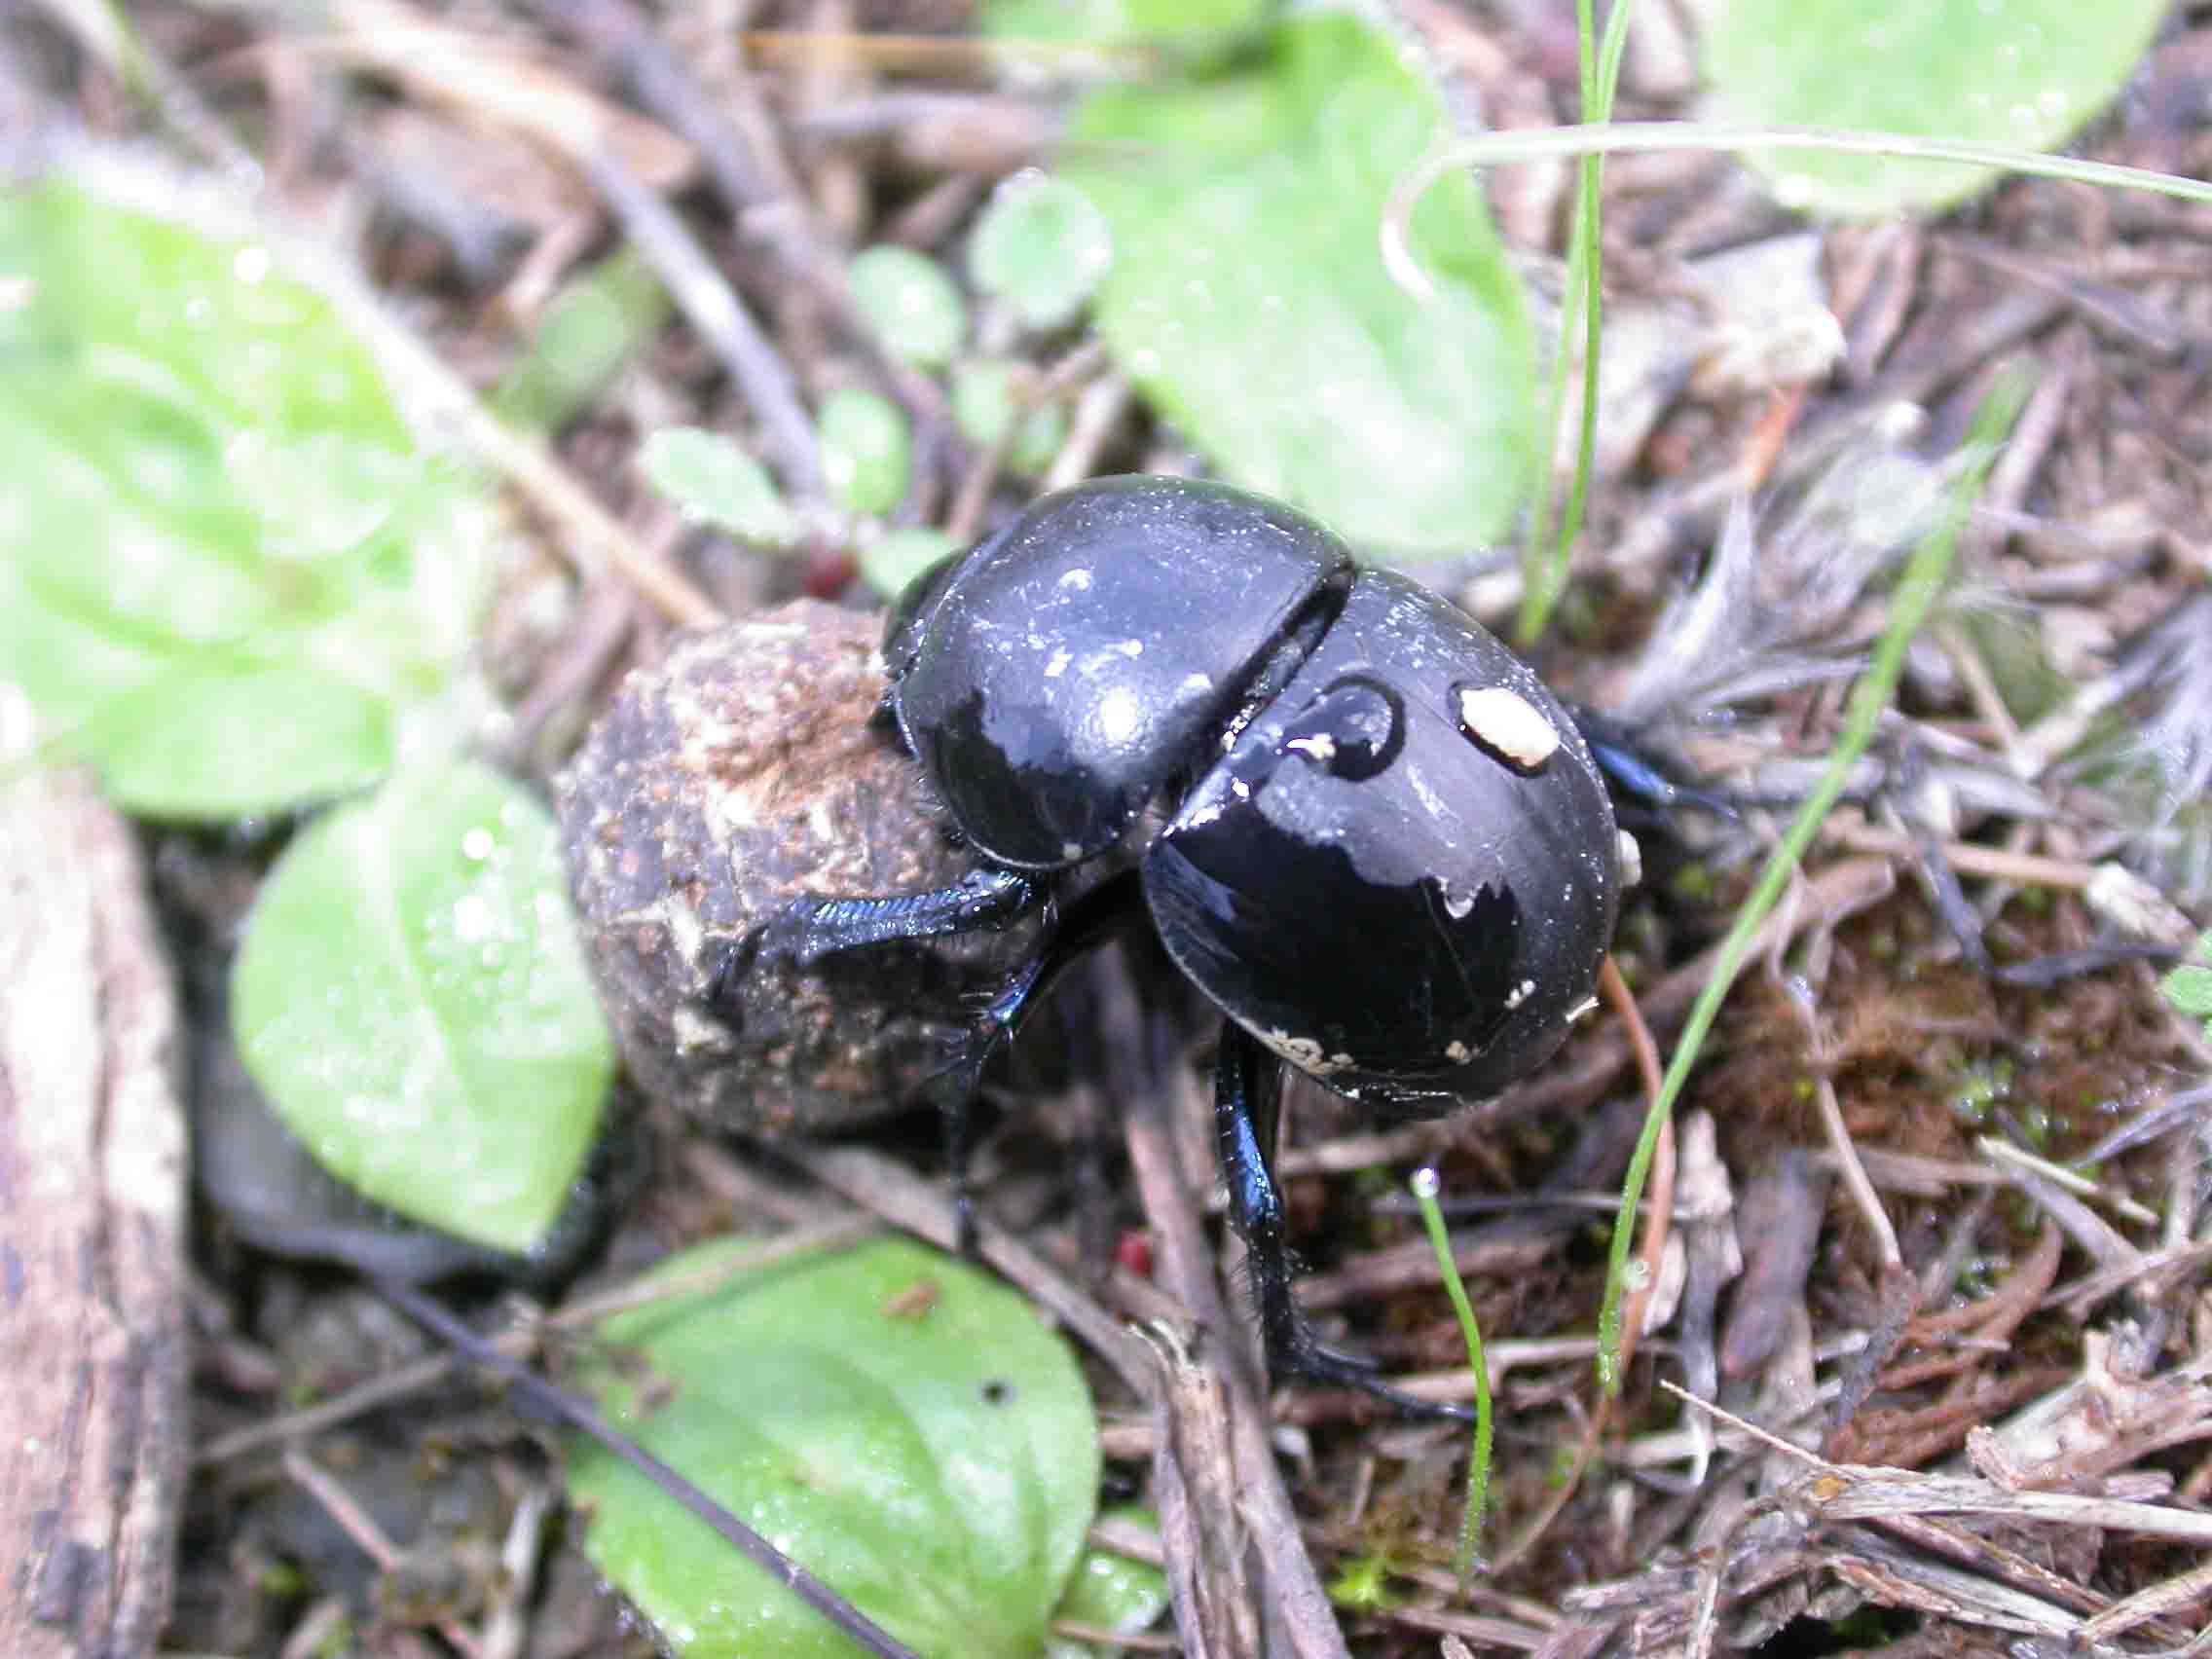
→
(1215, 1022, 1475, 1423)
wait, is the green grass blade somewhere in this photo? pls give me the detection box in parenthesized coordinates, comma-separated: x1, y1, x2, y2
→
(1592, 374, 2030, 1390)
(1412, 1166, 1493, 1578)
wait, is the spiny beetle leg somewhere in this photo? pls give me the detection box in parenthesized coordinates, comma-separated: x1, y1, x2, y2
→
(1215, 1021, 1475, 1423)
(924, 871, 1150, 1258)
(753, 866, 1045, 970)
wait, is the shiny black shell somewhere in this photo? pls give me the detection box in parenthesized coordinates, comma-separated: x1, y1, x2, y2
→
(886, 476, 1620, 1109)
(886, 476, 1353, 868)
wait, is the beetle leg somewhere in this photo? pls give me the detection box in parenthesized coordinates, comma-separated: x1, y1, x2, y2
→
(1215, 1022, 1476, 1422)
(1565, 702, 1739, 822)
(745, 866, 1045, 972)
(921, 871, 1149, 1253)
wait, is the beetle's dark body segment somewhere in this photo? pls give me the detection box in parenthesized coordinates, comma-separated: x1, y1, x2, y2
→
(887, 477, 1357, 868)
(759, 475, 1623, 1416)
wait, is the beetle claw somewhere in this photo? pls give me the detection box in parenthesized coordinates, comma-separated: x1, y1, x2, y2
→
(1276, 1335, 1476, 1423)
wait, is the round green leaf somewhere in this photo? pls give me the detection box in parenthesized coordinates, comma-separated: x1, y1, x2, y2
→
(1703, 0, 2171, 217)
(493, 248, 670, 431)
(848, 244, 967, 370)
(640, 426, 800, 548)
(969, 174, 1114, 333)
(819, 388, 911, 518)
(1062, 13, 1536, 555)
(568, 1235, 1100, 1659)
(861, 527, 959, 601)
(951, 360, 1067, 475)
(1045, 1507, 1170, 1658)
(0, 183, 491, 819)
(2163, 962, 2212, 1022)
(231, 758, 614, 1254)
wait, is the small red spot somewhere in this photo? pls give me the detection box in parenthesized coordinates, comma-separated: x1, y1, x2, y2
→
(803, 544, 859, 600)
(1115, 1231, 1154, 1279)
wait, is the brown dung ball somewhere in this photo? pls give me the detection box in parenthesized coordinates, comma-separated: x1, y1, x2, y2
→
(557, 601, 1037, 1135)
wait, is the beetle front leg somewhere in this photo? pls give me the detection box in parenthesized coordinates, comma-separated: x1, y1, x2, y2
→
(920, 871, 1149, 1252)
(719, 867, 1047, 994)
(1214, 1021, 1474, 1422)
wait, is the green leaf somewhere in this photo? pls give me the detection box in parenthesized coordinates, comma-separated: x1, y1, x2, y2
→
(982, 0, 1264, 48)
(848, 244, 968, 370)
(1044, 1507, 1169, 1658)
(639, 426, 800, 547)
(969, 174, 1114, 333)
(0, 183, 491, 819)
(951, 359, 1067, 476)
(492, 248, 670, 430)
(820, 388, 911, 518)
(568, 1235, 1100, 1659)
(1703, 0, 2171, 217)
(2162, 961, 2212, 1022)
(1062, 13, 1536, 554)
(860, 527, 959, 601)
(231, 758, 613, 1254)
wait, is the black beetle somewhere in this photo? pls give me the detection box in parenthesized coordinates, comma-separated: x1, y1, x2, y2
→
(752, 475, 1623, 1416)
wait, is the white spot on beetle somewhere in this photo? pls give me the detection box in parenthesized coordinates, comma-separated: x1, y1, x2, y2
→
(1258, 1028, 1352, 1076)
(1456, 686, 1560, 771)
(1445, 1040, 1473, 1063)
(1440, 885, 1476, 920)
(1062, 841, 1084, 861)
(1502, 977, 1536, 1011)
(1179, 672, 1213, 697)
(1616, 828, 1643, 889)
(1119, 638, 1143, 656)
(1044, 647, 1072, 679)
(1566, 995, 1600, 1024)
(1285, 732, 1338, 764)
(1096, 685, 1143, 745)
(1058, 568, 1093, 591)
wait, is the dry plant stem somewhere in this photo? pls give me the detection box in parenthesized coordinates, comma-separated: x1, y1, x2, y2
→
(1825, 822, 2101, 889)
(1603, 954, 1675, 1382)
(1643, 1384, 2211, 1647)
(1509, 858, 1896, 1122)
(1775, 965, 1901, 1268)
(30, 0, 259, 177)
(1493, 959, 1674, 1574)
(380, 1281, 921, 1659)
(2080, 1556, 2212, 1642)
(477, 1485, 553, 1659)
(580, 143, 823, 498)
(781, 1141, 1157, 1399)
(1052, 1622, 1178, 1652)
(946, 348, 1108, 545)
(312, 261, 721, 625)
(534, 0, 961, 511)
(1607, 291, 2064, 576)
(195, 1213, 879, 1466)
(1141, 1324, 1261, 1659)
(1978, 1135, 2160, 1228)
(0, 765, 188, 1659)
(1045, 375, 1134, 493)
(494, 572, 639, 770)
(536, 0, 789, 207)
(280, 1447, 485, 1659)
(1121, 1052, 1351, 1659)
